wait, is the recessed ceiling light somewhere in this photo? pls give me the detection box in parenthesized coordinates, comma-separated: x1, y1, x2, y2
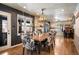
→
(61, 9, 64, 11)
(55, 16, 59, 19)
(23, 6, 26, 9)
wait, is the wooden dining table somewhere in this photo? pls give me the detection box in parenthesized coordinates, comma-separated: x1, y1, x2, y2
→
(32, 32, 49, 54)
(32, 33, 49, 42)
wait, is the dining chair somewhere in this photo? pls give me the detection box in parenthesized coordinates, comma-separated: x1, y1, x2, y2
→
(22, 33, 35, 55)
(46, 31, 56, 53)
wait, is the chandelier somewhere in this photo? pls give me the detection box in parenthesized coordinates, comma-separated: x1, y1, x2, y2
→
(39, 8, 47, 21)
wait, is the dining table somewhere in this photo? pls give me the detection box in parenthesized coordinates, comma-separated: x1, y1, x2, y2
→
(32, 32, 49, 54)
(33, 33, 49, 41)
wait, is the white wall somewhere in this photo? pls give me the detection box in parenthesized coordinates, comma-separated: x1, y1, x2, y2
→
(74, 17, 79, 53)
(74, 4, 79, 54)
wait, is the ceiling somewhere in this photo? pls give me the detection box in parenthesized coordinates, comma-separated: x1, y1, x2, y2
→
(3, 3, 78, 21)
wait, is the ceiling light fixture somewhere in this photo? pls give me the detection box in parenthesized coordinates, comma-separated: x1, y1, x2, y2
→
(55, 16, 59, 19)
(23, 6, 26, 9)
(61, 9, 64, 11)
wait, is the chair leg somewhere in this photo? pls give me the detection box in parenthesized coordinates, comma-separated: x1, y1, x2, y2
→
(31, 50, 33, 55)
(38, 46, 40, 54)
(23, 47, 25, 55)
(51, 44, 53, 49)
(48, 46, 50, 53)
(53, 40, 55, 47)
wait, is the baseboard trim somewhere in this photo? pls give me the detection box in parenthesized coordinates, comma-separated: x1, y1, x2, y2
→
(11, 43, 23, 48)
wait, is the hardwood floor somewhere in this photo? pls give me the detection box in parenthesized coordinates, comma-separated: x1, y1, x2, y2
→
(54, 36, 78, 55)
(0, 31, 78, 55)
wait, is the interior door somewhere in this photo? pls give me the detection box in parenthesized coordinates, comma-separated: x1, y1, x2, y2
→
(0, 11, 11, 51)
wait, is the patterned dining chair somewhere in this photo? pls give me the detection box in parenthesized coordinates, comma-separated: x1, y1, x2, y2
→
(22, 33, 35, 55)
(47, 31, 56, 53)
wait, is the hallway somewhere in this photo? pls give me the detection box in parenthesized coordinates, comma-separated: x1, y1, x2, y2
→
(0, 31, 78, 55)
(54, 31, 78, 55)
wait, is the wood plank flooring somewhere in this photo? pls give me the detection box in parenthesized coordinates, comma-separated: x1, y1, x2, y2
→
(0, 32, 78, 55)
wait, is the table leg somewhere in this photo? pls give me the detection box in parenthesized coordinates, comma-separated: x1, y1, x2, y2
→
(37, 42, 41, 54)
(38, 43, 40, 54)
(23, 47, 25, 55)
(34, 41, 41, 55)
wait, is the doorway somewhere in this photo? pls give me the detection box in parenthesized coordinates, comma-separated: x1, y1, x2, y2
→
(0, 11, 11, 51)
